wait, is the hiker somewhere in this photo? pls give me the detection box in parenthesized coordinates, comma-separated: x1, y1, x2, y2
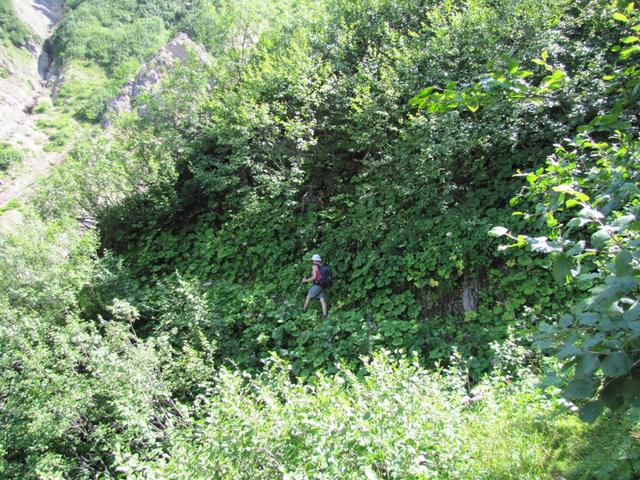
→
(302, 253, 329, 318)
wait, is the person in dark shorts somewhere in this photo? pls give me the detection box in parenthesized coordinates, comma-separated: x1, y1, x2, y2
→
(302, 253, 328, 318)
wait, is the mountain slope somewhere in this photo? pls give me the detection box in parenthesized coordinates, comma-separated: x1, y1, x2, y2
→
(0, 0, 64, 207)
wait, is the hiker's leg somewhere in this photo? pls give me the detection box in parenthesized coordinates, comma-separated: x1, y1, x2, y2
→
(306, 285, 321, 311)
(320, 297, 328, 317)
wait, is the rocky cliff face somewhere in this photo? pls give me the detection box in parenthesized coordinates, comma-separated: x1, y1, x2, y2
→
(102, 32, 209, 128)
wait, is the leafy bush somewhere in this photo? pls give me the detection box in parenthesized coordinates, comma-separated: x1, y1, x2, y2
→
(408, 0, 640, 418)
(137, 352, 580, 480)
(0, 142, 23, 172)
(50, 0, 186, 72)
(0, 0, 32, 47)
(34, 99, 52, 114)
(7, 0, 639, 476)
(35, 116, 76, 150)
(67, 0, 600, 379)
(0, 311, 179, 479)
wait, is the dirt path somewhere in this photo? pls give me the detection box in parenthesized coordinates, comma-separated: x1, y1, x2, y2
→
(0, 0, 64, 208)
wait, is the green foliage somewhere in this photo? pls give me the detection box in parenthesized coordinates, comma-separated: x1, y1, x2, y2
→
(137, 352, 580, 479)
(53, 61, 112, 121)
(69, 0, 598, 383)
(413, 0, 640, 418)
(566, 407, 640, 479)
(5, 0, 640, 475)
(50, 0, 187, 72)
(36, 115, 75, 151)
(0, 210, 95, 317)
(0, 0, 33, 47)
(0, 311, 180, 479)
(34, 99, 52, 114)
(0, 142, 23, 172)
(490, 1, 640, 417)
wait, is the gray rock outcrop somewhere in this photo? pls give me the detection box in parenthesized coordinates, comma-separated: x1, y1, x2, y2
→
(102, 33, 209, 128)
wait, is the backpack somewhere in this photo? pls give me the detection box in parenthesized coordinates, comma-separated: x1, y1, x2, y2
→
(317, 265, 333, 288)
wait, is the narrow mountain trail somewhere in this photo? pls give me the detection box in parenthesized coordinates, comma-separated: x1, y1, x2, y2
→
(0, 0, 64, 208)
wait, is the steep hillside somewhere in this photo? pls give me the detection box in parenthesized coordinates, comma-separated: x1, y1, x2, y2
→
(1, 0, 639, 478)
(0, 0, 63, 206)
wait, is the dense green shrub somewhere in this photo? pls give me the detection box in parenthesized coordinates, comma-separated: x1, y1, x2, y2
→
(0, 142, 23, 172)
(3, 0, 640, 476)
(58, 0, 605, 377)
(136, 352, 581, 480)
(416, 0, 640, 417)
(49, 0, 188, 72)
(0, 0, 32, 47)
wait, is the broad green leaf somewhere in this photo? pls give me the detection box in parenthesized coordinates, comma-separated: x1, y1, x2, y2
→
(591, 229, 611, 249)
(552, 184, 589, 201)
(565, 378, 595, 400)
(557, 341, 580, 359)
(529, 236, 562, 253)
(601, 376, 626, 409)
(614, 250, 634, 276)
(578, 312, 600, 326)
(540, 373, 562, 387)
(559, 314, 573, 328)
(613, 12, 629, 22)
(579, 205, 604, 220)
(613, 214, 635, 228)
(538, 322, 553, 333)
(533, 339, 553, 350)
(582, 333, 605, 349)
(575, 353, 600, 378)
(553, 254, 572, 285)
(601, 352, 633, 377)
(579, 400, 604, 423)
(567, 217, 592, 229)
(566, 241, 585, 256)
(621, 45, 640, 59)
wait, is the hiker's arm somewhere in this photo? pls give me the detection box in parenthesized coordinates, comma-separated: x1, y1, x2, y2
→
(302, 265, 318, 283)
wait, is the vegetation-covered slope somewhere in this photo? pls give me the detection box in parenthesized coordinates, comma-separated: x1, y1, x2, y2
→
(0, 0, 33, 47)
(48, 0, 618, 374)
(1, 0, 639, 478)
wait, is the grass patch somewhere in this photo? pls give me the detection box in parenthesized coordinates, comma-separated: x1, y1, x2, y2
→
(0, 142, 24, 171)
(566, 407, 640, 480)
(34, 99, 52, 114)
(0, 198, 21, 214)
(55, 61, 111, 122)
(0, 0, 34, 47)
(35, 116, 75, 151)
